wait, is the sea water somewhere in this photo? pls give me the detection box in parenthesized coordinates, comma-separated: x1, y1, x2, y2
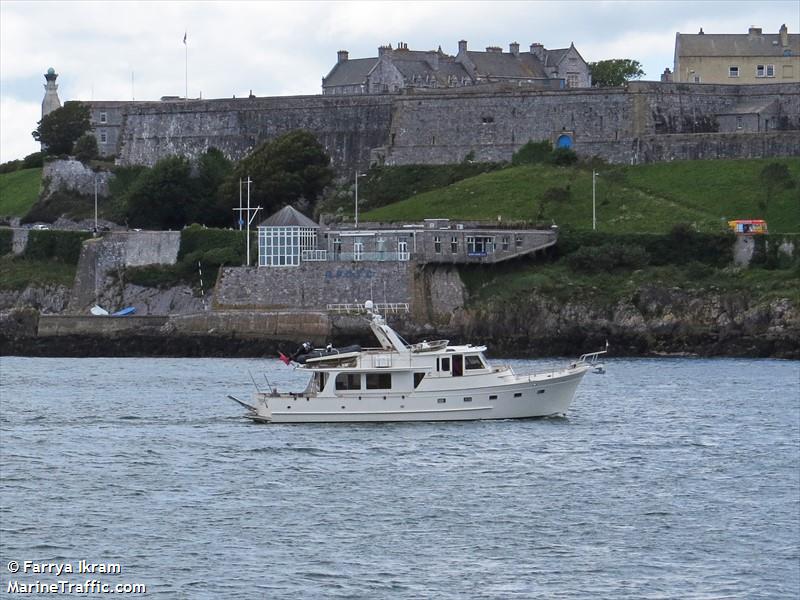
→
(1, 356, 798, 599)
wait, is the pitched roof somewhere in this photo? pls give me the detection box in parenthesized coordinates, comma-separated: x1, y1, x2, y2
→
(677, 32, 800, 57)
(543, 48, 570, 67)
(466, 51, 546, 78)
(259, 205, 319, 228)
(322, 57, 377, 87)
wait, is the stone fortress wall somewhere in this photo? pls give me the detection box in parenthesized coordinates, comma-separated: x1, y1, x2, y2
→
(86, 81, 800, 172)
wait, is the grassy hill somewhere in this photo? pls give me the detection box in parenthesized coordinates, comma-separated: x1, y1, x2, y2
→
(0, 168, 42, 217)
(361, 158, 800, 234)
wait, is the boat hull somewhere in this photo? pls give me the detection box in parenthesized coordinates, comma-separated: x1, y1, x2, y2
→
(247, 367, 588, 423)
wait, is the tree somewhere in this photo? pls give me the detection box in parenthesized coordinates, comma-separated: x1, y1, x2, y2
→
(589, 59, 645, 87)
(220, 130, 334, 219)
(512, 140, 553, 165)
(759, 162, 795, 213)
(31, 101, 91, 155)
(73, 134, 99, 163)
(124, 156, 194, 229)
(190, 147, 234, 226)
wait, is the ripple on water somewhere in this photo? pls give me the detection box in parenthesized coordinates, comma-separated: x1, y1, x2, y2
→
(0, 356, 798, 599)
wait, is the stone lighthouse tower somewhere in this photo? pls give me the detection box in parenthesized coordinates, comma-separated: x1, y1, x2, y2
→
(42, 67, 62, 118)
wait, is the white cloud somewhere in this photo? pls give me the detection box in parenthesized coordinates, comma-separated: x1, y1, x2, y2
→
(1, 0, 798, 161)
(0, 97, 41, 163)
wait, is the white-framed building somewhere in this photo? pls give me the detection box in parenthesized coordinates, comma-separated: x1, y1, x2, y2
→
(257, 206, 321, 267)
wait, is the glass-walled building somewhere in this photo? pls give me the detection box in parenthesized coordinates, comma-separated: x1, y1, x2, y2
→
(257, 206, 320, 267)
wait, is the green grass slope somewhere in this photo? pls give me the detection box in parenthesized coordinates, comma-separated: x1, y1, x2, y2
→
(0, 168, 42, 217)
(362, 158, 800, 234)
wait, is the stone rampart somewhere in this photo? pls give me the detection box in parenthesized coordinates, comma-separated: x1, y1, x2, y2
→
(85, 82, 799, 171)
(41, 159, 112, 199)
(170, 310, 330, 344)
(38, 315, 168, 336)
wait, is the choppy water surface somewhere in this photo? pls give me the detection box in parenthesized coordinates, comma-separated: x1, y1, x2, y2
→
(1, 356, 798, 599)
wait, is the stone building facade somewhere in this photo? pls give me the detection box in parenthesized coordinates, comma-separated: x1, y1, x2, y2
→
(322, 39, 589, 95)
(674, 24, 799, 84)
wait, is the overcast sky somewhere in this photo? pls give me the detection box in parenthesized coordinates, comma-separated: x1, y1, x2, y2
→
(1, 0, 797, 162)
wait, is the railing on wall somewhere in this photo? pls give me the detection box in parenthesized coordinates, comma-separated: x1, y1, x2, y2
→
(337, 251, 411, 262)
(327, 302, 410, 314)
(301, 249, 328, 261)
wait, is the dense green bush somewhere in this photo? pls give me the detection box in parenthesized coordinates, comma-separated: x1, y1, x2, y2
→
(567, 243, 650, 272)
(23, 230, 91, 264)
(73, 134, 99, 163)
(557, 226, 735, 267)
(549, 148, 579, 166)
(178, 224, 247, 262)
(0, 228, 13, 254)
(512, 140, 553, 166)
(21, 189, 89, 223)
(22, 152, 44, 169)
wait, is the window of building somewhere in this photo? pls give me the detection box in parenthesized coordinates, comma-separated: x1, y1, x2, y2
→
(693, 75, 701, 83)
(515, 234, 523, 248)
(434, 236, 441, 253)
(464, 355, 484, 370)
(728, 66, 739, 78)
(99, 130, 108, 144)
(481, 116, 494, 124)
(502, 236, 509, 251)
(332, 238, 342, 257)
(354, 241, 364, 261)
(566, 73, 579, 88)
(466, 236, 494, 256)
(736, 116, 743, 129)
(450, 236, 458, 253)
(99, 111, 107, 123)
(366, 373, 392, 390)
(335, 373, 361, 390)
(756, 64, 765, 77)
(398, 239, 409, 260)
(766, 64, 775, 77)
(259, 225, 317, 267)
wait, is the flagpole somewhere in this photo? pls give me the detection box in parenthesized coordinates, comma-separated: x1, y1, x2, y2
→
(184, 31, 188, 103)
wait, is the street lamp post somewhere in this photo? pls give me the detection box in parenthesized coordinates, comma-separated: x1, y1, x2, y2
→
(592, 170, 597, 231)
(354, 170, 366, 228)
(94, 174, 98, 236)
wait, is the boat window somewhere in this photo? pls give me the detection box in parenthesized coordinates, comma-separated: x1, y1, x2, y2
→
(439, 357, 450, 372)
(335, 373, 361, 390)
(366, 373, 392, 390)
(452, 355, 463, 377)
(463, 397, 472, 403)
(464, 355, 484, 370)
(315, 372, 329, 392)
(414, 372, 425, 388)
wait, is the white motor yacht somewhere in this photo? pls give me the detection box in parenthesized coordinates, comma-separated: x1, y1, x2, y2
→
(229, 302, 605, 423)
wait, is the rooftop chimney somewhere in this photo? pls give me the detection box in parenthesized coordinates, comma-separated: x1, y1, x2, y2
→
(698, 27, 704, 34)
(458, 40, 468, 54)
(378, 44, 392, 57)
(780, 23, 789, 47)
(486, 46, 502, 53)
(509, 42, 520, 56)
(748, 26, 762, 36)
(530, 43, 545, 61)
(337, 50, 349, 63)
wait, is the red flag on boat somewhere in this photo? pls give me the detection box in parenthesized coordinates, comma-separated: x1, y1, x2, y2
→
(279, 352, 291, 365)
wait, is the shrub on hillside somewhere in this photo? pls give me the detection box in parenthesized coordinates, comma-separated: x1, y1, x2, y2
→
(549, 148, 579, 166)
(23, 230, 91, 264)
(0, 228, 13, 254)
(0, 160, 23, 174)
(21, 189, 89, 224)
(566, 243, 650, 273)
(22, 152, 44, 169)
(512, 140, 553, 166)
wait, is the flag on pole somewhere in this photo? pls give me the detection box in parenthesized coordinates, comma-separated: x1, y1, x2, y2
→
(278, 352, 291, 366)
(183, 32, 187, 45)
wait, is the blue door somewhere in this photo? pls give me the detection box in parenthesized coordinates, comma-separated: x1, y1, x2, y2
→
(557, 134, 573, 149)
